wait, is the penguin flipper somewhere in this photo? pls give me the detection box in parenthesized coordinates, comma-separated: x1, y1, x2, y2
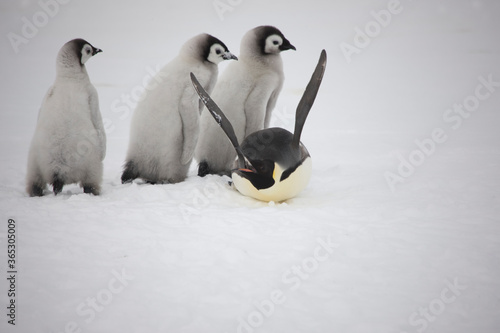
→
(190, 72, 246, 168)
(292, 49, 327, 148)
(88, 86, 107, 161)
(179, 91, 201, 165)
(243, 85, 272, 137)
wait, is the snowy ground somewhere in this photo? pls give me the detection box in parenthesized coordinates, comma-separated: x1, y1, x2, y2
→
(1, 0, 500, 332)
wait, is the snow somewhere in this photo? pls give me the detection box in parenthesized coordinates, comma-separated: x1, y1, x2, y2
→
(1, 0, 500, 332)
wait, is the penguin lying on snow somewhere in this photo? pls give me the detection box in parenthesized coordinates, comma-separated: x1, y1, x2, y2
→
(190, 50, 327, 202)
(195, 25, 296, 177)
(26, 38, 106, 196)
(121, 33, 237, 185)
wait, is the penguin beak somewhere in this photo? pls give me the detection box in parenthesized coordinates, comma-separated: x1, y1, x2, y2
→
(235, 159, 256, 174)
(223, 51, 238, 61)
(279, 39, 296, 51)
(92, 47, 103, 56)
(233, 158, 276, 181)
(233, 167, 275, 190)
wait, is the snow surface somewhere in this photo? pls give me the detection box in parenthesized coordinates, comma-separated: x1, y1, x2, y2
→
(1, 0, 500, 332)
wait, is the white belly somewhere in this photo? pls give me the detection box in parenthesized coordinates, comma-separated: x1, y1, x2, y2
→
(232, 157, 312, 202)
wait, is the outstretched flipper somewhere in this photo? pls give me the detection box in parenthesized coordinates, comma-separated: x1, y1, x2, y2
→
(292, 49, 327, 148)
(190, 72, 246, 168)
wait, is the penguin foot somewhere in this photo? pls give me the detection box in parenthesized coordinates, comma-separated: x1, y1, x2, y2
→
(52, 176, 64, 195)
(198, 161, 210, 177)
(83, 185, 100, 195)
(28, 183, 45, 197)
(121, 160, 138, 184)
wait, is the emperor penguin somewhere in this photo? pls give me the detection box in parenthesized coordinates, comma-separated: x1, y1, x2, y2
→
(121, 34, 237, 184)
(190, 49, 327, 202)
(26, 38, 105, 197)
(195, 25, 295, 177)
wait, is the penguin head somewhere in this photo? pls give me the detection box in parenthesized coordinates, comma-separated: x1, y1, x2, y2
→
(231, 128, 312, 202)
(78, 40, 102, 65)
(182, 34, 237, 65)
(205, 35, 238, 64)
(56, 39, 101, 73)
(241, 26, 296, 56)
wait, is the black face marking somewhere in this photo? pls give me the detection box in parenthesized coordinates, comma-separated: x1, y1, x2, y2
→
(66, 38, 100, 65)
(254, 25, 294, 54)
(280, 143, 310, 182)
(280, 166, 296, 182)
(250, 159, 274, 176)
(280, 150, 309, 182)
(278, 38, 296, 51)
(203, 34, 230, 61)
(235, 128, 310, 188)
(234, 169, 275, 190)
(70, 38, 91, 65)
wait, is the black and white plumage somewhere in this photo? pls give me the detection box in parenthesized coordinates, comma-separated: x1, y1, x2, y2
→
(26, 38, 105, 196)
(190, 50, 327, 202)
(195, 25, 296, 177)
(121, 34, 237, 185)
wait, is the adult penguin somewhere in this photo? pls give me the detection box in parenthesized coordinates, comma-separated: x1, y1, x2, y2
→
(191, 50, 327, 202)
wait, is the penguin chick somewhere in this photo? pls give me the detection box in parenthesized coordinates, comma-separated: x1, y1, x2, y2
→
(195, 25, 295, 177)
(26, 38, 105, 197)
(121, 34, 237, 185)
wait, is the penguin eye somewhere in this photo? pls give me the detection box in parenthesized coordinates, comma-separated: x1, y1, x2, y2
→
(251, 160, 274, 175)
(215, 49, 222, 55)
(272, 40, 279, 45)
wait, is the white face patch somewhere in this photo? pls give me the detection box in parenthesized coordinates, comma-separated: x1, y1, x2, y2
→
(80, 44, 94, 64)
(264, 34, 283, 54)
(207, 43, 226, 64)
